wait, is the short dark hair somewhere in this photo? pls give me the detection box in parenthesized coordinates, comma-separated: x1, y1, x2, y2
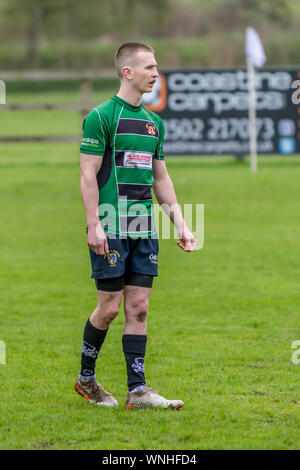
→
(115, 42, 155, 79)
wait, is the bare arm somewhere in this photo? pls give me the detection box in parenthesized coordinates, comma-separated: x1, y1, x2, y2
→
(152, 159, 196, 252)
(80, 153, 109, 255)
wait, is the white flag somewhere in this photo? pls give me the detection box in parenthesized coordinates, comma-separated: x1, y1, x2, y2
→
(245, 27, 266, 68)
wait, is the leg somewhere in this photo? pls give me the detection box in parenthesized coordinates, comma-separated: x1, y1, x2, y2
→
(75, 278, 124, 407)
(76, 236, 127, 406)
(80, 279, 124, 380)
(90, 286, 123, 330)
(121, 276, 184, 410)
(123, 237, 158, 335)
(122, 276, 153, 392)
(123, 284, 152, 335)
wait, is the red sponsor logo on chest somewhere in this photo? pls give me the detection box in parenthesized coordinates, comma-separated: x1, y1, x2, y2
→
(124, 152, 153, 169)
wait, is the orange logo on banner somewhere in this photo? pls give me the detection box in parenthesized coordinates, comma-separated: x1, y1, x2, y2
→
(143, 72, 167, 113)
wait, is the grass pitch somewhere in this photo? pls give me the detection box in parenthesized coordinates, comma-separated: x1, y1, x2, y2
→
(0, 100, 300, 449)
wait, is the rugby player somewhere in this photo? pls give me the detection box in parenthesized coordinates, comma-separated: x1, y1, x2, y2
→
(75, 42, 196, 409)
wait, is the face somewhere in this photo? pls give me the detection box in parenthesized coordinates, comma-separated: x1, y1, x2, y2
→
(123, 51, 159, 94)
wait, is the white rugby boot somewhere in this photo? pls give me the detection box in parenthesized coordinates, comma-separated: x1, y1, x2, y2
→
(125, 387, 184, 409)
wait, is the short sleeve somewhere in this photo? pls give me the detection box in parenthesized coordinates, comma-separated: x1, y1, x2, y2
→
(154, 117, 165, 160)
(80, 108, 107, 155)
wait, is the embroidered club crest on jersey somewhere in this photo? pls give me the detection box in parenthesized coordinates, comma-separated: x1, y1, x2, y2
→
(146, 123, 157, 136)
(104, 250, 120, 267)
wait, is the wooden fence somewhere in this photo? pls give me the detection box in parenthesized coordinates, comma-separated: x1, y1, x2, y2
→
(0, 71, 115, 143)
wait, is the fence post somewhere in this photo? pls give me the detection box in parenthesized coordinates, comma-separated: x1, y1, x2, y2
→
(79, 78, 92, 128)
(0, 80, 6, 104)
(0, 340, 5, 364)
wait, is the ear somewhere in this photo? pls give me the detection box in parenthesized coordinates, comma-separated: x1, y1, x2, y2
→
(122, 66, 134, 80)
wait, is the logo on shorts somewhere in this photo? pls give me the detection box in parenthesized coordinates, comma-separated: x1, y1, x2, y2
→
(105, 250, 120, 267)
(149, 253, 157, 264)
(146, 123, 157, 136)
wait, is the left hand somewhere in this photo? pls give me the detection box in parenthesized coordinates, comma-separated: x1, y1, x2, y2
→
(176, 228, 197, 252)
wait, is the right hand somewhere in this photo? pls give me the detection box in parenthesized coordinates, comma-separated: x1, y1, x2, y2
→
(87, 222, 109, 255)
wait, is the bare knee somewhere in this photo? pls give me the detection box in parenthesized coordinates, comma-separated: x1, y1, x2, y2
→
(102, 304, 120, 324)
(92, 293, 121, 328)
(125, 298, 149, 323)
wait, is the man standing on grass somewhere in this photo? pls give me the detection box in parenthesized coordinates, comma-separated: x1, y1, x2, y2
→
(75, 42, 196, 409)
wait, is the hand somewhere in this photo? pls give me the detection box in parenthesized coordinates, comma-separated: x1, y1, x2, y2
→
(87, 222, 109, 255)
(176, 227, 196, 252)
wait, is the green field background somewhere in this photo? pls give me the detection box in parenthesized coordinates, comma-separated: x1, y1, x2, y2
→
(0, 90, 300, 449)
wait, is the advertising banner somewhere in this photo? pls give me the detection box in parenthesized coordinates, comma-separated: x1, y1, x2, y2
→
(142, 69, 300, 155)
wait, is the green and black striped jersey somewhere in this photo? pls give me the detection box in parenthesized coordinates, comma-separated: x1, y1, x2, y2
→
(80, 95, 165, 237)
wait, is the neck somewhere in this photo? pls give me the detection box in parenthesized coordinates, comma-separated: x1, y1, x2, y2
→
(116, 83, 143, 107)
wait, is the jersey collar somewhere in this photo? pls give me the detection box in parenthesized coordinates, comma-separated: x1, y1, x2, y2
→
(113, 95, 142, 112)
